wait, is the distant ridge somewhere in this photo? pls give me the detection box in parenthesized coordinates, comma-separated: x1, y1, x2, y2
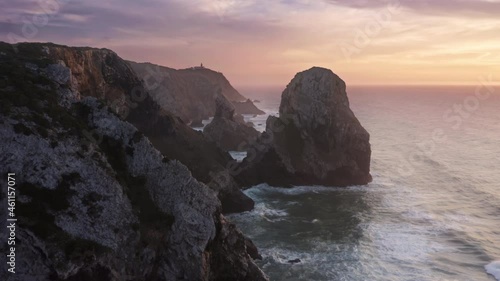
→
(129, 61, 264, 124)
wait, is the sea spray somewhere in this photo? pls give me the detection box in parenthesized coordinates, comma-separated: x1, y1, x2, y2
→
(486, 261, 500, 281)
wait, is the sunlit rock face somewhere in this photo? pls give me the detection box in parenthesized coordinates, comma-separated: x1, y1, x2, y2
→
(237, 67, 372, 187)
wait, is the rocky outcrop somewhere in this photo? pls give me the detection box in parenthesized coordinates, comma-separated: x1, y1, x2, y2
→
(190, 118, 204, 127)
(232, 99, 265, 115)
(236, 67, 372, 187)
(15, 42, 254, 214)
(0, 42, 267, 281)
(204, 96, 260, 151)
(128, 61, 264, 123)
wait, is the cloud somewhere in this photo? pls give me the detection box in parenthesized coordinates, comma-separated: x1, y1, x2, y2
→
(324, 0, 500, 18)
(0, 0, 499, 86)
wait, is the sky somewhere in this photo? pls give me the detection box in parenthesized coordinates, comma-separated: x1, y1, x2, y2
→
(1, 0, 500, 88)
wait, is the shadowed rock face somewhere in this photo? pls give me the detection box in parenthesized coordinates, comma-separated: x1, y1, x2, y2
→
(232, 99, 265, 115)
(215, 95, 236, 119)
(0, 42, 267, 281)
(204, 96, 260, 151)
(237, 67, 372, 187)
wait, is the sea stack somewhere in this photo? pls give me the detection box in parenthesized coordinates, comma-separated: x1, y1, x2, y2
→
(204, 96, 260, 151)
(237, 67, 372, 187)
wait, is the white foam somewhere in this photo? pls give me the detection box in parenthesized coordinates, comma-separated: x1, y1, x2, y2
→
(228, 202, 288, 224)
(190, 117, 214, 131)
(486, 261, 500, 281)
(244, 183, 369, 197)
(254, 203, 288, 218)
(362, 221, 449, 264)
(261, 247, 313, 265)
(228, 151, 247, 162)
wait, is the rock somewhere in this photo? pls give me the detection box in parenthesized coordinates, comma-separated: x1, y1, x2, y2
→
(0, 41, 267, 281)
(204, 96, 260, 151)
(128, 62, 265, 122)
(207, 216, 268, 281)
(232, 99, 265, 115)
(233, 113, 246, 124)
(25, 42, 255, 214)
(190, 118, 204, 127)
(42, 62, 71, 86)
(236, 67, 372, 187)
(215, 95, 236, 120)
(244, 236, 263, 260)
(218, 183, 255, 214)
(288, 259, 301, 264)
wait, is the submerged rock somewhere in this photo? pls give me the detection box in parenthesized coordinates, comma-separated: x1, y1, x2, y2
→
(204, 96, 260, 151)
(237, 67, 372, 187)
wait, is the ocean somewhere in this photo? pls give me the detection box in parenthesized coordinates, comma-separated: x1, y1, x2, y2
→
(227, 85, 500, 281)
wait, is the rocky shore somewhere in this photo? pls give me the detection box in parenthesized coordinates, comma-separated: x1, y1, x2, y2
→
(0, 41, 372, 281)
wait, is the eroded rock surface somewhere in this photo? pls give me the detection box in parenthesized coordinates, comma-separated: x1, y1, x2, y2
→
(204, 96, 260, 151)
(237, 67, 372, 187)
(0, 42, 267, 281)
(19, 42, 254, 214)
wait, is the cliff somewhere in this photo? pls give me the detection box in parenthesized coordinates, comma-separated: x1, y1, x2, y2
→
(236, 67, 372, 187)
(14, 42, 254, 214)
(128, 61, 265, 123)
(0, 42, 267, 280)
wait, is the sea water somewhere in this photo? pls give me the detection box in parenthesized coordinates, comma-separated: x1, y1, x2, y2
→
(228, 86, 500, 281)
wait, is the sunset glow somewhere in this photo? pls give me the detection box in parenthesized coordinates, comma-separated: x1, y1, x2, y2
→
(2, 0, 500, 87)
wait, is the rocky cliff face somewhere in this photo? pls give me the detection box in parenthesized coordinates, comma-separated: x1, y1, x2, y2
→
(128, 62, 264, 123)
(18, 42, 254, 214)
(237, 67, 372, 187)
(203, 96, 260, 151)
(0, 42, 267, 281)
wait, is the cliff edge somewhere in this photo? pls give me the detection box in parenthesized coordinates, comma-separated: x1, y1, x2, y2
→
(128, 62, 265, 124)
(0, 42, 267, 281)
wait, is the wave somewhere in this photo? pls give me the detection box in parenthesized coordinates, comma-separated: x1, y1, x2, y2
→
(228, 151, 247, 162)
(244, 183, 370, 197)
(228, 201, 289, 224)
(486, 261, 500, 281)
